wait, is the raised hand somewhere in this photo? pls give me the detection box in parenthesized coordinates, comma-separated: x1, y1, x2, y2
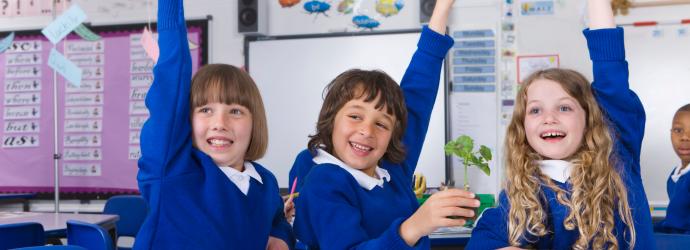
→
(588, 0, 616, 29)
(429, 0, 455, 34)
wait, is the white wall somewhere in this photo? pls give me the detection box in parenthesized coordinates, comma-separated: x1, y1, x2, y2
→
(2, 0, 688, 205)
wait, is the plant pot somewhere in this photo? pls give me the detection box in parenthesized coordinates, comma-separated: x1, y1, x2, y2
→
(464, 193, 495, 227)
(417, 193, 431, 205)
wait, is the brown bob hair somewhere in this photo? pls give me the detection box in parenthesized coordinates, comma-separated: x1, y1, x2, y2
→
(190, 64, 268, 160)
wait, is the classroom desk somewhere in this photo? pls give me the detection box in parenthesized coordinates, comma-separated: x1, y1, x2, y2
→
(429, 226, 472, 249)
(430, 232, 471, 248)
(652, 209, 667, 223)
(0, 193, 35, 211)
(0, 211, 119, 243)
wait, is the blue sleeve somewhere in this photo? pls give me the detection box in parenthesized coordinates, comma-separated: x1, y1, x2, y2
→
(270, 182, 296, 249)
(584, 27, 645, 175)
(137, 0, 193, 199)
(294, 166, 423, 250)
(466, 191, 511, 249)
(288, 149, 316, 193)
(399, 26, 453, 177)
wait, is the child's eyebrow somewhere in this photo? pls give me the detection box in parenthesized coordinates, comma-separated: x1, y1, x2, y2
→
(348, 104, 395, 121)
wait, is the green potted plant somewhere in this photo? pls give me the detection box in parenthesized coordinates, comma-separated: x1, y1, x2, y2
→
(444, 135, 491, 191)
(444, 135, 494, 224)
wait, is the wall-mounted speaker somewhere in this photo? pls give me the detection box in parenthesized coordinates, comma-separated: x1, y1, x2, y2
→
(238, 0, 267, 35)
(420, 0, 436, 24)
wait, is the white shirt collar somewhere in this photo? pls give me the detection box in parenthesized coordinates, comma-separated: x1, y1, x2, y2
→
(538, 160, 573, 184)
(219, 161, 263, 195)
(312, 149, 390, 190)
(671, 162, 690, 183)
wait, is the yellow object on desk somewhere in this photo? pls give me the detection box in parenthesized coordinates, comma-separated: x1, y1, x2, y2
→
(413, 173, 426, 199)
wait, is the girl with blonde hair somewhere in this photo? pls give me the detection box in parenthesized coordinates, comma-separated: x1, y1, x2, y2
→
(466, 0, 655, 249)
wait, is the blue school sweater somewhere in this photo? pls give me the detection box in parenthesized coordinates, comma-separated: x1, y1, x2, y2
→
(654, 167, 690, 234)
(288, 149, 316, 193)
(292, 26, 453, 250)
(134, 0, 294, 249)
(467, 27, 655, 249)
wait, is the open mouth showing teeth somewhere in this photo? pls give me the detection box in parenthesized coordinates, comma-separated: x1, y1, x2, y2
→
(350, 142, 373, 152)
(540, 131, 566, 140)
(208, 139, 232, 146)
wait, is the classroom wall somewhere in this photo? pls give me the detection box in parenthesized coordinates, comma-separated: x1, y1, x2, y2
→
(2, 0, 688, 207)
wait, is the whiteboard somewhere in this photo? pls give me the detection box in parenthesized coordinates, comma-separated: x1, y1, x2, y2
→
(625, 26, 690, 205)
(247, 31, 447, 188)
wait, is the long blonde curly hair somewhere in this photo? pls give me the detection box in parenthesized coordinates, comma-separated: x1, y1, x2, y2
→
(505, 69, 635, 249)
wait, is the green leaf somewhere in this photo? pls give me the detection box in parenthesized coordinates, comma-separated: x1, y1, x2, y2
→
(476, 162, 491, 176)
(458, 135, 473, 153)
(468, 154, 480, 166)
(479, 145, 492, 161)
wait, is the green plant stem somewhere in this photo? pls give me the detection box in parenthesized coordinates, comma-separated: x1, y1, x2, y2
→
(464, 164, 468, 190)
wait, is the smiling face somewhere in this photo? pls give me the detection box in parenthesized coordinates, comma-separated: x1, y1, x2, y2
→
(523, 79, 586, 160)
(192, 102, 253, 169)
(671, 111, 690, 167)
(331, 95, 396, 176)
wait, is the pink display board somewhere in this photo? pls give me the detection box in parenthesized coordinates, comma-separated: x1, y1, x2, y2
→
(0, 22, 206, 194)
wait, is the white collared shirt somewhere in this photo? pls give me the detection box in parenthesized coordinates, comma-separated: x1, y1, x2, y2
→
(312, 149, 391, 190)
(671, 162, 690, 183)
(219, 161, 263, 195)
(538, 160, 573, 184)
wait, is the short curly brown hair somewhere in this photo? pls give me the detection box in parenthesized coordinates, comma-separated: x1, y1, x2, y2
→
(308, 69, 408, 164)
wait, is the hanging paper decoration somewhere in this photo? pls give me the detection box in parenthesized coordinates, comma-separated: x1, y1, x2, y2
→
(280, 0, 301, 8)
(74, 24, 102, 41)
(304, 0, 331, 16)
(338, 0, 355, 14)
(188, 40, 199, 50)
(141, 27, 159, 63)
(352, 15, 380, 30)
(278, 0, 403, 29)
(41, 4, 87, 44)
(375, 0, 404, 17)
(0, 32, 15, 54)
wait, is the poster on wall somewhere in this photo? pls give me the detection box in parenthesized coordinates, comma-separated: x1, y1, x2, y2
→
(0, 20, 207, 194)
(516, 54, 559, 83)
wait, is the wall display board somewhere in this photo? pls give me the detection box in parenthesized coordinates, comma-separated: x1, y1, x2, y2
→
(0, 20, 207, 194)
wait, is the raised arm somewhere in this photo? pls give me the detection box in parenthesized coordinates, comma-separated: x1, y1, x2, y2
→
(399, 0, 454, 175)
(585, 0, 645, 172)
(588, 0, 615, 30)
(138, 0, 193, 196)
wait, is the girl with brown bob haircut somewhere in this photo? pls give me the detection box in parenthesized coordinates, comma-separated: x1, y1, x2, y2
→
(190, 64, 268, 160)
(136, 1, 293, 246)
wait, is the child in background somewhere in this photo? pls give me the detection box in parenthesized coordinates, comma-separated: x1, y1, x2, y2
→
(135, 0, 293, 248)
(654, 103, 690, 234)
(467, 0, 655, 249)
(292, 0, 480, 249)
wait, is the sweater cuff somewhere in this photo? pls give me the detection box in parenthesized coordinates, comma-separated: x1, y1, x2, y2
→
(582, 27, 625, 61)
(419, 25, 454, 59)
(377, 218, 419, 250)
(157, 0, 185, 30)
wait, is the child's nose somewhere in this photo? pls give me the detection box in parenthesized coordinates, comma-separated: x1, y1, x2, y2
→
(358, 123, 374, 137)
(211, 114, 227, 131)
(543, 111, 558, 124)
